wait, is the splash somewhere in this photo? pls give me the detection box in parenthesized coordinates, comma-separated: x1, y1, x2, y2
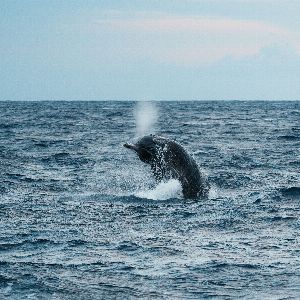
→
(134, 101, 159, 137)
(135, 179, 183, 200)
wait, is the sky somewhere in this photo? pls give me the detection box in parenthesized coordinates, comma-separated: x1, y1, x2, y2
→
(1, 0, 300, 100)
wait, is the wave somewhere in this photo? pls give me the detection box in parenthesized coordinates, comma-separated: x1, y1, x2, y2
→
(277, 135, 300, 141)
(281, 186, 300, 198)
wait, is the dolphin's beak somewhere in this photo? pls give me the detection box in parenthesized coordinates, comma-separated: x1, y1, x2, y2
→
(123, 143, 139, 152)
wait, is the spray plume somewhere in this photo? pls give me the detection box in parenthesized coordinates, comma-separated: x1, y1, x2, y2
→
(134, 101, 159, 137)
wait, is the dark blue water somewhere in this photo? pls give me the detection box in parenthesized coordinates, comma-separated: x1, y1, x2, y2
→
(0, 101, 299, 299)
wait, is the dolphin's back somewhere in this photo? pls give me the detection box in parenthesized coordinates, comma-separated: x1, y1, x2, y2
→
(165, 141, 209, 198)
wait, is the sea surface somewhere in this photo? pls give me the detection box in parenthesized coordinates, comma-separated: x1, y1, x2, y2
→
(0, 101, 299, 299)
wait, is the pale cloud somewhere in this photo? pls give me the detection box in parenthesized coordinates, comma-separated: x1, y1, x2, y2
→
(182, 0, 291, 2)
(95, 12, 300, 66)
(99, 16, 288, 36)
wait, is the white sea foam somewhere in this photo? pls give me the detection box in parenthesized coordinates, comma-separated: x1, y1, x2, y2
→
(134, 101, 159, 137)
(135, 179, 183, 200)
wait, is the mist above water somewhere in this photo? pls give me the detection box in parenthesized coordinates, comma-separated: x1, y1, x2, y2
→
(134, 101, 159, 137)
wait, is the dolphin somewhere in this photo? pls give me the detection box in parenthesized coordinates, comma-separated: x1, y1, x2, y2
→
(124, 135, 209, 199)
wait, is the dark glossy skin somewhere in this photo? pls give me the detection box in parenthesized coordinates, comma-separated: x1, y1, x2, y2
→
(124, 135, 209, 199)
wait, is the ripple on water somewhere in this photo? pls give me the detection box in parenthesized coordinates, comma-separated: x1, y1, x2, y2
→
(0, 101, 299, 299)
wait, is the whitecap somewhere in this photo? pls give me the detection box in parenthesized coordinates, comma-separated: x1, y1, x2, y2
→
(135, 179, 183, 200)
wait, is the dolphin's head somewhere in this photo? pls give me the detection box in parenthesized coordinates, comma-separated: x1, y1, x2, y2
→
(124, 135, 158, 163)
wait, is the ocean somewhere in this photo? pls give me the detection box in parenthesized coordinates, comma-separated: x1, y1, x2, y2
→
(0, 101, 299, 299)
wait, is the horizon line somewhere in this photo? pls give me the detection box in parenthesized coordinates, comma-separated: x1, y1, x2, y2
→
(1, 99, 300, 102)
